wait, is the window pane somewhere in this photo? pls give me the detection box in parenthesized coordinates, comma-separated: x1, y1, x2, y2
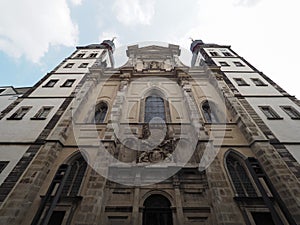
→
(145, 96, 165, 123)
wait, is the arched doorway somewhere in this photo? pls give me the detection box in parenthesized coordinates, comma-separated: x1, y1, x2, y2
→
(143, 194, 173, 225)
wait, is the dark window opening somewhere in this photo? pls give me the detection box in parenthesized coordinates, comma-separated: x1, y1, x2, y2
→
(233, 61, 245, 67)
(251, 212, 275, 225)
(78, 63, 88, 68)
(143, 195, 173, 225)
(145, 96, 166, 123)
(76, 53, 85, 58)
(8, 106, 31, 120)
(202, 101, 219, 123)
(223, 52, 233, 57)
(64, 63, 75, 68)
(43, 79, 59, 88)
(89, 53, 98, 58)
(0, 161, 9, 173)
(259, 106, 282, 120)
(94, 102, 108, 123)
(251, 78, 267, 86)
(61, 79, 76, 87)
(31, 106, 53, 120)
(219, 61, 230, 67)
(234, 78, 249, 86)
(209, 51, 219, 56)
(47, 211, 66, 225)
(280, 106, 300, 119)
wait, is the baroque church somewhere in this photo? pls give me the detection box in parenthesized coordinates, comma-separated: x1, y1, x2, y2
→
(0, 39, 299, 225)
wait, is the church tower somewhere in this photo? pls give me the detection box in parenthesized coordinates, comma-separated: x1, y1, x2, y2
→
(0, 39, 299, 225)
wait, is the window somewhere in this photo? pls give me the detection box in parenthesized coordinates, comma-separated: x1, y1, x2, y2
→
(226, 153, 257, 197)
(234, 78, 249, 86)
(233, 61, 245, 67)
(259, 106, 282, 120)
(64, 63, 75, 68)
(7, 106, 32, 120)
(209, 51, 219, 57)
(75, 53, 85, 58)
(89, 53, 98, 58)
(31, 106, 53, 120)
(94, 102, 108, 123)
(202, 101, 219, 123)
(47, 211, 66, 225)
(251, 78, 267, 86)
(219, 61, 230, 67)
(78, 63, 88, 68)
(223, 52, 233, 57)
(31, 155, 87, 225)
(0, 89, 5, 94)
(143, 195, 173, 225)
(251, 212, 275, 225)
(43, 79, 59, 88)
(280, 106, 300, 119)
(145, 96, 166, 123)
(0, 161, 9, 173)
(61, 79, 76, 87)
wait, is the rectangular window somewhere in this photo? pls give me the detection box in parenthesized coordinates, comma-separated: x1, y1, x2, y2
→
(61, 79, 76, 87)
(47, 211, 66, 225)
(7, 106, 32, 120)
(31, 106, 53, 120)
(89, 53, 98, 58)
(64, 63, 75, 68)
(251, 212, 275, 225)
(209, 51, 219, 57)
(280, 106, 300, 119)
(223, 52, 233, 57)
(259, 106, 282, 120)
(233, 78, 249, 86)
(0, 89, 5, 94)
(251, 78, 267, 86)
(76, 53, 85, 58)
(0, 161, 9, 173)
(219, 61, 230, 66)
(233, 61, 245, 67)
(78, 63, 88, 68)
(43, 79, 59, 88)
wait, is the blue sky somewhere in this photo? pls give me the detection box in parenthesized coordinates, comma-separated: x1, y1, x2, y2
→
(0, 0, 300, 97)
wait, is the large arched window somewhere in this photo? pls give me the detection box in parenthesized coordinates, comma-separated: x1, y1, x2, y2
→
(145, 96, 166, 123)
(202, 100, 219, 123)
(226, 153, 257, 197)
(31, 155, 87, 225)
(143, 194, 173, 225)
(94, 102, 108, 123)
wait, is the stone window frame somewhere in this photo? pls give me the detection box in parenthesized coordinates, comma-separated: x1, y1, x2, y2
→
(31, 106, 53, 120)
(250, 78, 268, 86)
(233, 78, 250, 86)
(42, 79, 59, 88)
(60, 79, 76, 88)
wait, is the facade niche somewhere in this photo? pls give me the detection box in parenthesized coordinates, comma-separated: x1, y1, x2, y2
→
(202, 100, 219, 123)
(94, 101, 108, 123)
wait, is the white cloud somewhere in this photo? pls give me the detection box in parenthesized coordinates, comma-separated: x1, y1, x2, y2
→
(112, 0, 156, 26)
(0, 0, 79, 63)
(233, 0, 262, 7)
(69, 0, 83, 6)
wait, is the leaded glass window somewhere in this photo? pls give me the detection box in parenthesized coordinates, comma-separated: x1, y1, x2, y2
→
(226, 154, 257, 197)
(145, 96, 166, 123)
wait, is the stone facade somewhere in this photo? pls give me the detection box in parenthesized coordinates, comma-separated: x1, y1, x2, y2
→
(0, 40, 299, 225)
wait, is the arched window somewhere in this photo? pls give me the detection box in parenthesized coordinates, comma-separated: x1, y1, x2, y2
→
(202, 100, 219, 123)
(94, 102, 108, 123)
(143, 194, 173, 225)
(145, 96, 166, 123)
(226, 153, 257, 197)
(31, 155, 87, 225)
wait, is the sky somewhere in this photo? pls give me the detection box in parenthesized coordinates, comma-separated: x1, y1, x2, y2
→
(0, 0, 300, 98)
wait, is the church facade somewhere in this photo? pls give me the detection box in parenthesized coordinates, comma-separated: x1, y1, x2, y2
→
(0, 39, 299, 225)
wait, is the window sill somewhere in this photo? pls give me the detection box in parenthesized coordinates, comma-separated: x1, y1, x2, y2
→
(42, 86, 54, 88)
(291, 117, 300, 120)
(237, 84, 250, 86)
(255, 84, 268, 87)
